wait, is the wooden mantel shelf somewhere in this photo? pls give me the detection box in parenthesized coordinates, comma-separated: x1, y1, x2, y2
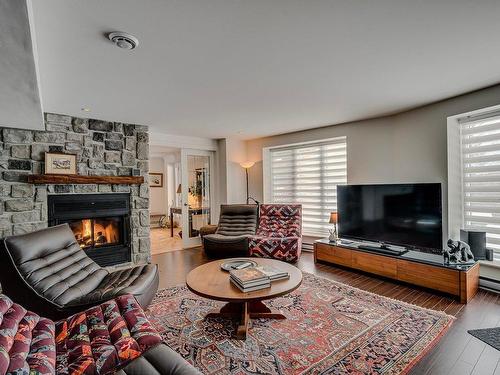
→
(27, 174, 144, 185)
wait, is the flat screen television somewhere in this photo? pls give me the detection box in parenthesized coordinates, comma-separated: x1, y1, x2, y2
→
(337, 183, 442, 251)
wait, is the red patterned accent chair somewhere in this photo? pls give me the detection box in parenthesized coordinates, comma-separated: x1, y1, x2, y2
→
(249, 204, 302, 262)
(0, 293, 200, 375)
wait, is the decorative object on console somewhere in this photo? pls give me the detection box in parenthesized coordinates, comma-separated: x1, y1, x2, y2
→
(486, 248, 494, 261)
(149, 272, 453, 374)
(460, 229, 486, 260)
(239, 161, 255, 204)
(149, 172, 163, 187)
(328, 211, 338, 243)
(44, 152, 76, 175)
(444, 239, 475, 264)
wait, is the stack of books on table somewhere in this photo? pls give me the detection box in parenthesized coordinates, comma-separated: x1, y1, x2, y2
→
(230, 268, 271, 292)
(229, 265, 290, 292)
(254, 265, 290, 281)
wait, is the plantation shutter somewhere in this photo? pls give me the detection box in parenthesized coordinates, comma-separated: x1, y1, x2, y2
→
(460, 112, 500, 260)
(269, 137, 347, 236)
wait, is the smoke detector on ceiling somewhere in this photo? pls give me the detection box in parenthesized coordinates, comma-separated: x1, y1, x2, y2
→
(108, 32, 139, 50)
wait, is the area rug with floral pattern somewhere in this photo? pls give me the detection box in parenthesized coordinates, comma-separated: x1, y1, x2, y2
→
(145, 273, 453, 374)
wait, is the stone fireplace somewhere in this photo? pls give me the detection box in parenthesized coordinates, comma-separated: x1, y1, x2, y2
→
(0, 113, 151, 266)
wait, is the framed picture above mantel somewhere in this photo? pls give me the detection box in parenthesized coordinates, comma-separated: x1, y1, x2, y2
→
(44, 152, 77, 175)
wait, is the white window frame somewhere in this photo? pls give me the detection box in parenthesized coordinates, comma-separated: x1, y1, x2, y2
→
(448, 103, 500, 263)
(263, 136, 347, 237)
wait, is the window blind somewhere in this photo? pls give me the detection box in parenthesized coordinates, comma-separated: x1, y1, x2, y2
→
(461, 113, 500, 260)
(269, 137, 347, 237)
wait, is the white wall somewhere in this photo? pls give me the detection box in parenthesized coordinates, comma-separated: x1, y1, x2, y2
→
(246, 84, 500, 243)
(149, 157, 167, 215)
(225, 138, 247, 204)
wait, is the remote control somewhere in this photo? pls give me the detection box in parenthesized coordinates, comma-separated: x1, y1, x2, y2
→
(233, 262, 253, 270)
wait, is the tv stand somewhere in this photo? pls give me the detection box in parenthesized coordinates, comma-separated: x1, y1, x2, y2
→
(314, 239, 479, 303)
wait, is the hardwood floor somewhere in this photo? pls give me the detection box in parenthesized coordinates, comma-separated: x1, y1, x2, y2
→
(152, 248, 500, 375)
(150, 227, 182, 255)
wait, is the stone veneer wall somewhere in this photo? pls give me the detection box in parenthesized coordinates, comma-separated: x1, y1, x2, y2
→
(0, 113, 150, 265)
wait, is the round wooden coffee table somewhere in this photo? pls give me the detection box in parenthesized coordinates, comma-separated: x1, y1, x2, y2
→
(186, 258, 303, 339)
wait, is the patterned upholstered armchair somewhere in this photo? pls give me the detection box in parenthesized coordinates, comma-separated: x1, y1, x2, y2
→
(249, 204, 302, 262)
(0, 293, 200, 375)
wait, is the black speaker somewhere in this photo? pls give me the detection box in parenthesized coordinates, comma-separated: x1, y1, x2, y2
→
(460, 230, 486, 260)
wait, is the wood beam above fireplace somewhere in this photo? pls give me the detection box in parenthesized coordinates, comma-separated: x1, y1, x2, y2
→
(28, 174, 144, 185)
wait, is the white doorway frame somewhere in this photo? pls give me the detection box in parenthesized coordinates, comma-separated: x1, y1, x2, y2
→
(149, 132, 220, 249)
(180, 148, 215, 248)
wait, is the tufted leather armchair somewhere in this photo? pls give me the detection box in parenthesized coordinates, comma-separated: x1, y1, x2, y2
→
(203, 204, 258, 258)
(249, 204, 302, 262)
(0, 224, 159, 320)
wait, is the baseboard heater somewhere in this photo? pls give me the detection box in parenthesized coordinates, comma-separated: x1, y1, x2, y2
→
(479, 276, 500, 293)
(301, 241, 314, 252)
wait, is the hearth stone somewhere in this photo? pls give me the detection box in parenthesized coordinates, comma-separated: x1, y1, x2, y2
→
(5, 199, 34, 212)
(2, 171, 28, 182)
(93, 132, 105, 142)
(3, 129, 33, 143)
(105, 140, 123, 151)
(34, 131, 65, 144)
(11, 184, 34, 197)
(72, 118, 88, 133)
(89, 119, 113, 132)
(8, 159, 31, 170)
(31, 144, 50, 160)
(10, 145, 30, 159)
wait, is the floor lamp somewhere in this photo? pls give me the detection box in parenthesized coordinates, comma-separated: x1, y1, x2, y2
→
(240, 161, 255, 204)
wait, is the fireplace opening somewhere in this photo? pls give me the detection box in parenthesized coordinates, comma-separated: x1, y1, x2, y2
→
(69, 217, 122, 250)
(48, 193, 131, 266)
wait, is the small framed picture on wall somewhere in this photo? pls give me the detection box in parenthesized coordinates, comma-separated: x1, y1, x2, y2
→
(44, 152, 77, 175)
(149, 173, 163, 187)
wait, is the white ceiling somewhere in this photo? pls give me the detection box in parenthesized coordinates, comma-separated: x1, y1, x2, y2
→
(31, 0, 500, 140)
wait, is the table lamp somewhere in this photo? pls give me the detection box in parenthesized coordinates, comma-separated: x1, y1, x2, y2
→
(329, 212, 338, 243)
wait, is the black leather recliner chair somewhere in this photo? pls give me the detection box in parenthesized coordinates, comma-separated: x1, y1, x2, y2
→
(203, 204, 258, 258)
(0, 224, 159, 319)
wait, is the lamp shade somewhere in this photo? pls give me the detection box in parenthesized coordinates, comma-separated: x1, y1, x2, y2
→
(176, 184, 182, 194)
(240, 161, 255, 169)
(329, 212, 338, 224)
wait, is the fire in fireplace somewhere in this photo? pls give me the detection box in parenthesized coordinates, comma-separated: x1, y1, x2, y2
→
(48, 193, 131, 266)
(69, 217, 121, 249)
